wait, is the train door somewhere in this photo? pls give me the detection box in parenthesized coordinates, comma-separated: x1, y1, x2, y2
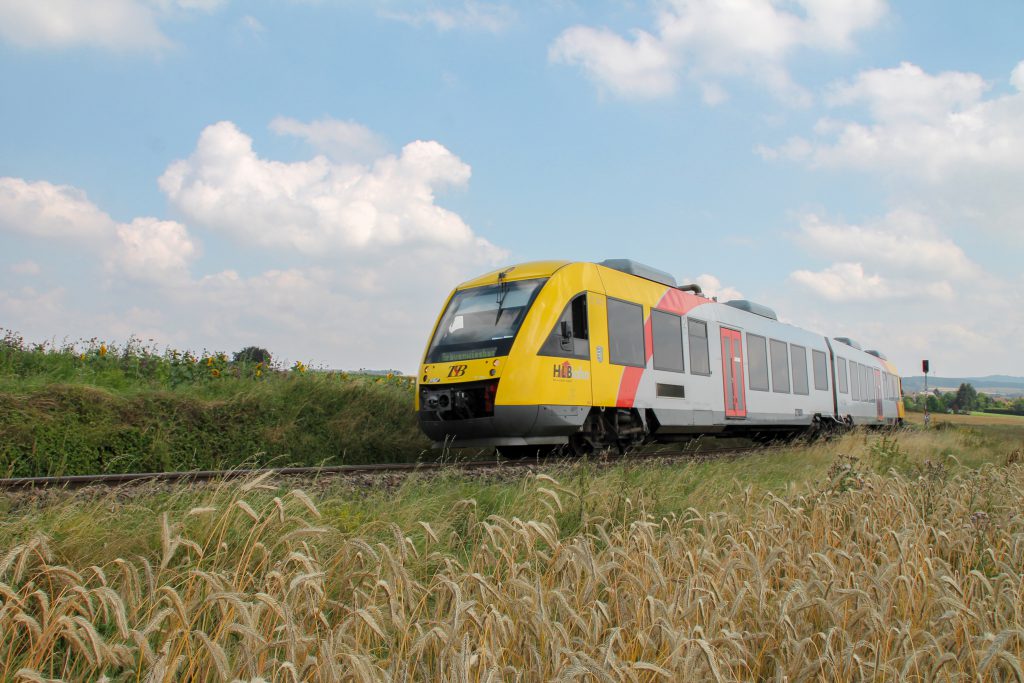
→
(587, 291, 620, 407)
(874, 368, 883, 420)
(720, 327, 746, 418)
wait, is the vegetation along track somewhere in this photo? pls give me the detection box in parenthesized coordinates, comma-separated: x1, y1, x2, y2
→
(0, 443, 763, 490)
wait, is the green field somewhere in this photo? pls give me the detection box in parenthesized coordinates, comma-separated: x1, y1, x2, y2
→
(2, 423, 1022, 681)
(1, 330, 430, 476)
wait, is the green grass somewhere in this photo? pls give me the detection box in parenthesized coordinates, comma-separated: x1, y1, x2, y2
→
(1, 329, 430, 476)
(4, 423, 1020, 567)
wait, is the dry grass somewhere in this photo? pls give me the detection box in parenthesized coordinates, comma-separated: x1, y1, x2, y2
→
(2, 428, 1024, 681)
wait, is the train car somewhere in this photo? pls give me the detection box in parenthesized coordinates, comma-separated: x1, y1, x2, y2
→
(417, 259, 903, 456)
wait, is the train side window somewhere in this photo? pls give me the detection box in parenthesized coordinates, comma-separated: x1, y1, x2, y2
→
(652, 309, 685, 373)
(687, 319, 711, 375)
(607, 298, 645, 367)
(851, 361, 861, 401)
(747, 333, 769, 391)
(791, 345, 809, 395)
(837, 357, 848, 394)
(812, 349, 828, 391)
(539, 293, 589, 360)
(769, 339, 790, 393)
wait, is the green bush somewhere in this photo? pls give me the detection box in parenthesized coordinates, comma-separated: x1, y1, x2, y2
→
(0, 329, 430, 476)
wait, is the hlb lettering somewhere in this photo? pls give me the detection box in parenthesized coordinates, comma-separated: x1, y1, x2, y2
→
(553, 361, 572, 379)
(448, 364, 467, 378)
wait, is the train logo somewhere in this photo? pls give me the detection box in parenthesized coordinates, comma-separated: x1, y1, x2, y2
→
(553, 361, 573, 379)
(447, 364, 468, 378)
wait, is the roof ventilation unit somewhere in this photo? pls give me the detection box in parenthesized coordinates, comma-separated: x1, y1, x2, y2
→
(597, 259, 677, 287)
(725, 300, 778, 320)
(866, 350, 888, 360)
(835, 337, 863, 350)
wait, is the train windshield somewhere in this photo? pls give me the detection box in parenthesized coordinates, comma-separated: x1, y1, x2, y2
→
(426, 278, 547, 363)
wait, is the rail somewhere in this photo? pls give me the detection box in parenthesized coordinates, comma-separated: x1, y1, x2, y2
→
(0, 445, 763, 490)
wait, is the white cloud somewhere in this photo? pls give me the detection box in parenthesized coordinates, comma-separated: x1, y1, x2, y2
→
(0, 0, 170, 51)
(773, 269, 1023, 376)
(0, 176, 198, 284)
(681, 273, 743, 302)
(1012, 61, 1024, 91)
(786, 211, 977, 303)
(0, 286, 67, 332)
(270, 116, 387, 163)
(380, 1, 515, 33)
(111, 218, 197, 281)
(0, 0, 224, 52)
(549, 0, 887, 103)
(2, 119, 507, 371)
(549, 27, 677, 99)
(160, 120, 499, 256)
(797, 211, 979, 279)
(10, 261, 41, 276)
(0, 177, 116, 239)
(240, 15, 265, 36)
(761, 61, 1024, 232)
(789, 262, 889, 302)
(823, 61, 988, 122)
(771, 206, 1020, 374)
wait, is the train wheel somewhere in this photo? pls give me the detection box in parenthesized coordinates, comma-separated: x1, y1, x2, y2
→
(565, 433, 595, 458)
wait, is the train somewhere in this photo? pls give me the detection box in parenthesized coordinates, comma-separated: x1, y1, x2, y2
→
(416, 259, 904, 457)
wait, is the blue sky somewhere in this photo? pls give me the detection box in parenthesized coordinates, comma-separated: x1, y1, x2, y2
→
(1, 0, 1022, 376)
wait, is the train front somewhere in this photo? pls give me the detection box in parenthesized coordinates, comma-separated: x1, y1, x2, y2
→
(416, 263, 562, 448)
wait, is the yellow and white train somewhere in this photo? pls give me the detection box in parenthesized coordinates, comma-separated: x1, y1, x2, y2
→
(417, 260, 904, 456)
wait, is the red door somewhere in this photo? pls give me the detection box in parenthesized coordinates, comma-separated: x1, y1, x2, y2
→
(720, 328, 746, 418)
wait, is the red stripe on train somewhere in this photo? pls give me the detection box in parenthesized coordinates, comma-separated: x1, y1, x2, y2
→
(613, 287, 710, 408)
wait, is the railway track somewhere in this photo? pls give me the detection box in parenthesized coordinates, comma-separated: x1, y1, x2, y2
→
(0, 444, 764, 490)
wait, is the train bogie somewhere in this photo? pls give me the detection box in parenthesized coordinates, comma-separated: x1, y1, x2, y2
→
(417, 260, 903, 452)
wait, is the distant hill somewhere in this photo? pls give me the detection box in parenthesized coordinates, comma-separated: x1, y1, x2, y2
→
(902, 375, 1024, 397)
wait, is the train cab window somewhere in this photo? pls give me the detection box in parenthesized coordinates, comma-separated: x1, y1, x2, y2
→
(608, 298, 645, 367)
(812, 349, 828, 391)
(652, 309, 685, 373)
(837, 357, 848, 394)
(747, 333, 769, 391)
(540, 293, 589, 360)
(791, 345, 809, 395)
(687, 319, 711, 375)
(769, 339, 790, 393)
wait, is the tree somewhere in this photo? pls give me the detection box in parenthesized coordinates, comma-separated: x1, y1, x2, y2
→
(926, 394, 943, 412)
(953, 383, 978, 412)
(233, 346, 272, 364)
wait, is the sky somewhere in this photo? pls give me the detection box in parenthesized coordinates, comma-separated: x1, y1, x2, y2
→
(0, 0, 1022, 377)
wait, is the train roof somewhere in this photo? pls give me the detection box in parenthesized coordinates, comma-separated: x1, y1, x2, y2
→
(457, 261, 570, 289)
(724, 299, 778, 320)
(597, 259, 677, 287)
